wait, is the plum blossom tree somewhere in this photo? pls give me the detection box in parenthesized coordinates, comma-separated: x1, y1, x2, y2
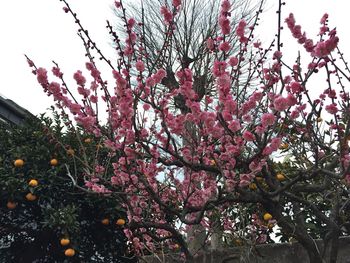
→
(27, 0, 350, 262)
(118, 0, 266, 252)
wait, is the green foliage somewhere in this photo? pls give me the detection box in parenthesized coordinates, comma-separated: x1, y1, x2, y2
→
(0, 116, 136, 262)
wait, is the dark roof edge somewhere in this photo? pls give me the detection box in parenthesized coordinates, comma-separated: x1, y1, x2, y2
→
(0, 96, 35, 119)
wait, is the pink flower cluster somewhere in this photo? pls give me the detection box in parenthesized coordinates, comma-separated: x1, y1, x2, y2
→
(313, 31, 339, 58)
(286, 13, 339, 57)
(285, 13, 314, 52)
(219, 0, 231, 35)
(160, 6, 173, 25)
(236, 20, 248, 43)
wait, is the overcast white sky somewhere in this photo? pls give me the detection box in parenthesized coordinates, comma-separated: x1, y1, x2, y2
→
(0, 0, 348, 115)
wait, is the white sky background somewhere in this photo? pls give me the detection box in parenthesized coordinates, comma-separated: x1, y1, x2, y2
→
(0, 0, 349, 115)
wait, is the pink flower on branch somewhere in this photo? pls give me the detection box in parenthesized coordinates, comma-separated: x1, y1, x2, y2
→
(236, 20, 248, 43)
(172, 0, 181, 8)
(160, 6, 173, 25)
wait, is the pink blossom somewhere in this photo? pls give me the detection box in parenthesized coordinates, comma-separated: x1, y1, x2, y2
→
(273, 96, 289, 111)
(90, 95, 98, 103)
(320, 13, 328, 24)
(157, 69, 166, 79)
(27, 59, 35, 67)
(229, 56, 238, 67)
(325, 103, 338, 114)
(239, 173, 254, 188)
(219, 41, 230, 52)
(36, 67, 48, 86)
(95, 165, 105, 175)
(285, 13, 296, 29)
(143, 104, 150, 111)
(236, 20, 247, 43)
(221, 0, 231, 13)
(228, 119, 241, 132)
(319, 26, 329, 35)
(52, 67, 63, 78)
(273, 51, 282, 60)
(243, 130, 255, 142)
(213, 61, 227, 77)
(286, 93, 297, 106)
(128, 18, 136, 28)
(219, 16, 231, 35)
(313, 35, 339, 58)
(289, 82, 303, 94)
(48, 82, 61, 97)
(135, 60, 145, 72)
(261, 113, 275, 127)
(73, 70, 86, 86)
(160, 6, 173, 25)
(345, 174, 350, 185)
(216, 74, 231, 87)
(173, 0, 181, 8)
(207, 38, 215, 51)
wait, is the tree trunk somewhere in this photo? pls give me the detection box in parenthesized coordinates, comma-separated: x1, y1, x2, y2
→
(188, 224, 207, 255)
(210, 217, 223, 250)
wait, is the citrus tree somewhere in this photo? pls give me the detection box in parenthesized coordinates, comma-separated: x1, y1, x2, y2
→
(27, 0, 350, 262)
(0, 115, 136, 262)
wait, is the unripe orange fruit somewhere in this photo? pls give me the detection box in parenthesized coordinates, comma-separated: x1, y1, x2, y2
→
(67, 149, 75, 156)
(96, 144, 103, 149)
(101, 218, 110, 225)
(249, 183, 257, 190)
(64, 248, 75, 257)
(28, 179, 38, 187)
(60, 238, 70, 246)
(279, 143, 289, 150)
(50, 159, 58, 166)
(7, 201, 17, 209)
(116, 218, 126, 226)
(14, 159, 24, 167)
(25, 193, 37, 201)
(263, 213, 273, 221)
(276, 173, 286, 181)
(234, 238, 243, 246)
(255, 176, 263, 182)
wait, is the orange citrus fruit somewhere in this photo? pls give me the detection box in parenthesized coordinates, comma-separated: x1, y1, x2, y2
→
(249, 183, 257, 190)
(64, 248, 75, 257)
(14, 159, 24, 167)
(28, 179, 38, 187)
(276, 173, 286, 181)
(25, 193, 37, 201)
(279, 143, 289, 150)
(263, 213, 272, 221)
(96, 144, 103, 149)
(268, 223, 274, 229)
(7, 201, 17, 209)
(116, 218, 126, 226)
(101, 218, 110, 225)
(50, 159, 58, 166)
(60, 238, 70, 246)
(67, 149, 75, 156)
